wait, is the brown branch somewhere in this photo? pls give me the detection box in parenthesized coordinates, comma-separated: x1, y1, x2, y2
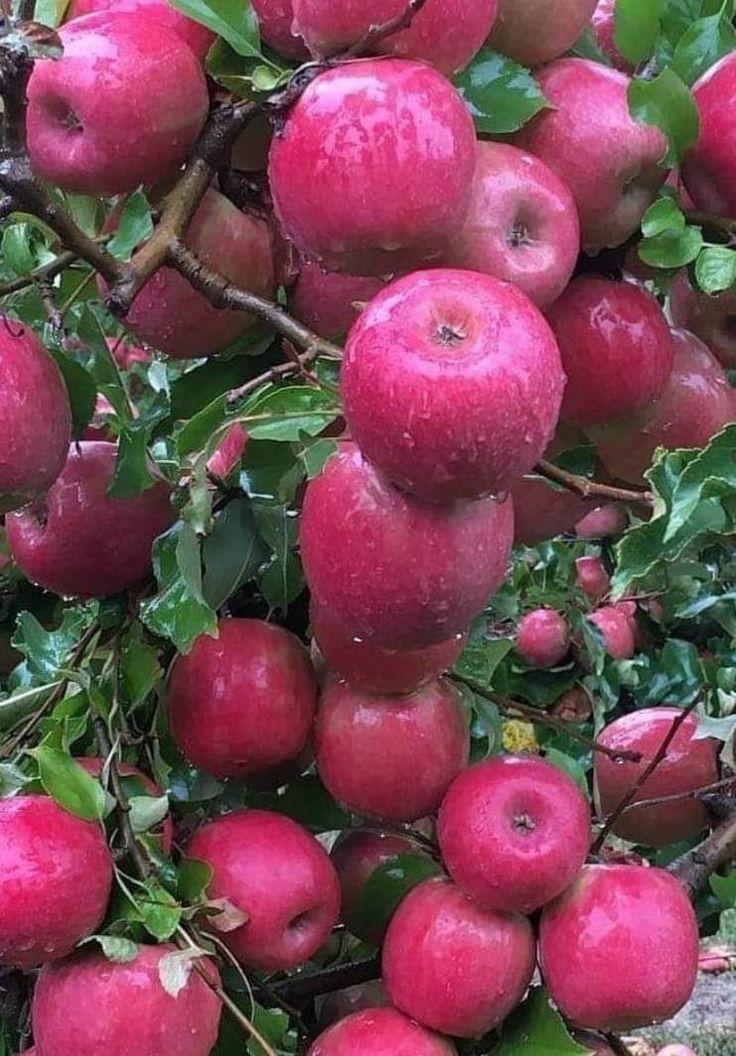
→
(602, 777, 736, 820)
(93, 714, 153, 880)
(272, 957, 381, 1005)
(341, 0, 431, 57)
(226, 351, 322, 406)
(0, 248, 78, 297)
(670, 809, 736, 896)
(604, 1035, 635, 1056)
(535, 461, 653, 508)
(193, 963, 279, 1056)
(685, 209, 736, 237)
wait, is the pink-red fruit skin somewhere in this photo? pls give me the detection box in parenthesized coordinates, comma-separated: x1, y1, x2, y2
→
(65, 0, 215, 59)
(594, 708, 719, 846)
(168, 618, 317, 780)
(437, 755, 590, 914)
(575, 504, 627, 540)
(0, 322, 71, 514)
(0, 795, 113, 969)
(575, 556, 611, 602)
(510, 474, 591, 544)
(383, 877, 535, 1038)
(300, 444, 514, 648)
(590, 0, 633, 71)
(26, 13, 208, 197)
(516, 609, 569, 668)
(489, 0, 598, 68)
(307, 1007, 457, 1056)
(316, 678, 469, 823)
(539, 864, 699, 1030)
(342, 269, 565, 502)
(587, 606, 636, 659)
(442, 141, 580, 310)
(6, 441, 173, 599)
(252, 0, 309, 59)
(290, 261, 386, 340)
(184, 810, 340, 972)
(269, 60, 476, 276)
(683, 53, 736, 216)
(670, 271, 736, 369)
(32, 945, 222, 1056)
(547, 277, 673, 428)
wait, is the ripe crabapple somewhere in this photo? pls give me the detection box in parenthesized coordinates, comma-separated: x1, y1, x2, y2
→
(488, 0, 598, 68)
(307, 1007, 457, 1056)
(516, 609, 569, 669)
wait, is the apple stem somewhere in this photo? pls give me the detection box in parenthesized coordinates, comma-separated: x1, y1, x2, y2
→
(536, 459, 653, 508)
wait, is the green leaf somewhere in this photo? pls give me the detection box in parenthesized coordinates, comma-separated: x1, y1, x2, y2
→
(711, 868, 736, 908)
(140, 524, 218, 653)
(107, 192, 153, 261)
(202, 496, 267, 609)
(129, 794, 170, 834)
(665, 425, 736, 541)
(30, 745, 106, 821)
(453, 48, 548, 135)
(544, 748, 591, 798)
(639, 225, 704, 268)
(109, 393, 170, 498)
(628, 68, 700, 166)
(455, 637, 514, 687)
(51, 351, 98, 438)
(82, 935, 139, 963)
(120, 623, 162, 707)
(641, 196, 686, 237)
(244, 386, 340, 442)
(695, 246, 736, 294)
(1, 224, 36, 277)
(614, 0, 663, 64)
(12, 606, 97, 680)
(259, 549, 304, 613)
(0, 682, 62, 732)
(178, 858, 214, 903)
(350, 855, 442, 941)
(672, 6, 736, 86)
(0, 762, 29, 797)
(168, 0, 262, 56)
(134, 879, 182, 941)
(495, 987, 590, 1056)
(34, 0, 71, 26)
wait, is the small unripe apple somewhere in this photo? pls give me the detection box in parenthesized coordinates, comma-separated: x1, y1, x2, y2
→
(590, 0, 633, 71)
(184, 809, 340, 972)
(552, 686, 593, 724)
(438, 755, 590, 913)
(0, 795, 113, 969)
(516, 609, 569, 669)
(0, 321, 71, 514)
(383, 877, 535, 1038)
(575, 504, 627, 540)
(576, 556, 611, 602)
(26, 13, 209, 196)
(65, 0, 215, 59)
(290, 260, 386, 340)
(595, 707, 718, 846)
(510, 474, 592, 544)
(441, 141, 580, 309)
(32, 944, 222, 1056)
(682, 53, 736, 216)
(587, 605, 636, 659)
(670, 270, 736, 369)
(488, 0, 598, 68)
(300, 444, 514, 648)
(77, 757, 172, 852)
(316, 678, 469, 822)
(253, 0, 309, 58)
(318, 983, 389, 1028)
(269, 60, 476, 275)
(307, 1007, 457, 1056)
(168, 618, 317, 781)
(6, 441, 173, 599)
(539, 864, 699, 1030)
(342, 269, 565, 502)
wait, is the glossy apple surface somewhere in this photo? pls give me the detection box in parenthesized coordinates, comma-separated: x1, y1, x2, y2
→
(575, 556, 611, 602)
(516, 609, 569, 669)
(587, 605, 636, 659)
(207, 423, 249, 479)
(0, 321, 71, 514)
(595, 708, 719, 846)
(300, 444, 514, 648)
(489, 0, 597, 67)
(438, 755, 589, 914)
(6, 441, 173, 599)
(514, 59, 667, 252)
(290, 260, 386, 340)
(76, 757, 173, 852)
(441, 142, 579, 309)
(670, 271, 736, 369)
(0, 795, 112, 969)
(253, 0, 309, 58)
(32, 945, 222, 1056)
(269, 60, 476, 275)
(26, 13, 208, 196)
(308, 1007, 457, 1056)
(575, 504, 627, 539)
(342, 269, 565, 502)
(65, 0, 215, 58)
(383, 877, 535, 1038)
(539, 864, 699, 1030)
(683, 53, 736, 215)
(184, 810, 340, 972)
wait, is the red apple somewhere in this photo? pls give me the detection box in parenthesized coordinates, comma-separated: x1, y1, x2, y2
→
(65, 0, 215, 59)
(6, 441, 173, 599)
(253, 0, 309, 58)
(269, 60, 476, 275)
(318, 983, 390, 1028)
(290, 260, 386, 340)
(0, 795, 113, 969)
(438, 755, 590, 913)
(576, 556, 611, 602)
(308, 1007, 457, 1056)
(441, 142, 580, 309)
(590, 328, 735, 484)
(670, 270, 736, 369)
(342, 269, 565, 502)
(300, 444, 514, 648)
(0, 321, 71, 514)
(595, 707, 719, 846)
(184, 809, 340, 972)
(168, 618, 317, 781)
(682, 53, 736, 216)
(107, 336, 150, 370)
(539, 864, 699, 1030)
(587, 605, 636, 659)
(82, 393, 116, 442)
(26, 13, 208, 196)
(99, 190, 275, 359)
(76, 757, 172, 852)
(547, 276, 673, 428)
(383, 877, 535, 1038)
(510, 474, 592, 544)
(32, 944, 222, 1056)
(292, 0, 497, 75)
(590, 0, 633, 71)
(575, 504, 627, 539)
(489, 0, 597, 67)
(315, 678, 469, 823)
(516, 609, 569, 668)
(206, 423, 249, 479)
(514, 59, 667, 252)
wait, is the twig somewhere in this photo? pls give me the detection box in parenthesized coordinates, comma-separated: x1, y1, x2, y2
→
(0, 249, 78, 297)
(591, 700, 700, 854)
(604, 1035, 634, 1056)
(535, 460, 653, 508)
(670, 809, 736, 897)
(272, 957, 381, 1005)
(601, 777, 736, 820)
(341, 0, 431, 57)
(685, 209, 736, 237)
(226, 351, 322, 406)
(193, 962, 279, 1056)
(93, 715, 153, 879)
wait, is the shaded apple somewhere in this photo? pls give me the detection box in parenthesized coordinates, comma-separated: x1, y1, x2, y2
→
(76, 757, 173, 852)
(342, 269, 565, 502)
(437, 755, 590, 913)
(300, 444, 514, 648)
(0, 795, 113, 969)
(168, 618, 317, 781)
(539, 864, 699, 1030)
(318, 983, 390, 1028)
(252, 0, 309, 58)
(575, 504, 627, 539)
(269, 60, 476, 275)
(551, 686, 593, 724)
(670, 270, 736, 369)
(206, 423, 249, 479)
(308, 1007, 457, 1056)
(0, 320, 71, 514)
(26, 13, 208, 196)
(682, 53, 736, 216)
(32, 944, 222, 1056)
(6, 441, 173, 599)
(65, 0, 215, 59)
(514, 59, 667, 252)
(82, 393, 116, 442)
(586, 605, 636, 659)
(383, 877, 535, 1038)
(516, 609, 569, 668)
(290, 260, 386, 340)
(594, 707, 719, 846)
(184, 810, 340, 972)
(440, 141, 580, 309)
(510, 473, 592, 544)
(590, 0, 633, 71)
(488, 0, 598, 67)
(574, 1032, 616, 1055)
(575, 556, 611, 602)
